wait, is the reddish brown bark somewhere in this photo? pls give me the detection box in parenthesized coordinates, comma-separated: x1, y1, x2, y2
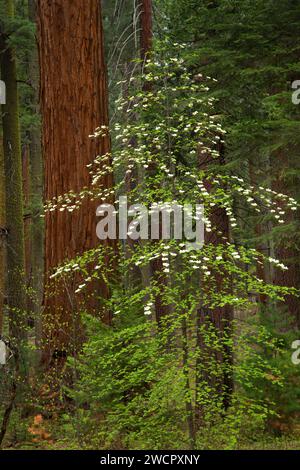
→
(248, 162, 268, 306)
(37, 0, 113, 362)
(271, 151, 300, 327)
(140, 0, 153, 62)
(196, 143, 233, 414)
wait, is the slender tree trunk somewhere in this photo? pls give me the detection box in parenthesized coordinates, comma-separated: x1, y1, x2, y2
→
(182, 315, 196, 448)
(139, 0, 168, 323)
(0, 0, 27, 347)
(140, 0, 153, 63)
(28, 0, 44, 350)
(195, 143, 234, 427)
(248, 160, 269, 306)
(0, 136, 5, 334)
(37, 0, 113, 364)
(22, 144, 32, 310)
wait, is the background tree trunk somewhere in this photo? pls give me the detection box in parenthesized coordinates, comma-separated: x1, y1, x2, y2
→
(0, 136, 5, 334)
(140, 0, 168, 323)
(140, 0, 153, 63)
(195, 143, 234, 426)
(0, 0, 27, 347)
(22, 144, 31, 310)
(28, 0, 44, 352)
(272, 150, 300, 327)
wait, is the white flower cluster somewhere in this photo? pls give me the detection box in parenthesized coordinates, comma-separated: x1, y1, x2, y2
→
(144, 301, 154, 316)
(268, 257, 288, 271)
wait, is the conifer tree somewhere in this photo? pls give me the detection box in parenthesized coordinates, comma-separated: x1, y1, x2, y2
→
(0, 0, 26, 344)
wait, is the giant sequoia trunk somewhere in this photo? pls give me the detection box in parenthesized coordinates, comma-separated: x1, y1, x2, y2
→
(37, 0, 113, 363)
(0, 0, 26, 345)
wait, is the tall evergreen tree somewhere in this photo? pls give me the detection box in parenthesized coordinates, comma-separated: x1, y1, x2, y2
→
(0, 0, 26, 345)
(163, 0, 300, 324)
(27, 0, 43, 349)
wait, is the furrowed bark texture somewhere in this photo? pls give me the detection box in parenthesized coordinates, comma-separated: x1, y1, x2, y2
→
(37, 0, 113, 362)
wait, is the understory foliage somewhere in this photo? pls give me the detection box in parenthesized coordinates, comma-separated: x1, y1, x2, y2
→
(45, 46, 299, 449)
(65, 315, 286, 450)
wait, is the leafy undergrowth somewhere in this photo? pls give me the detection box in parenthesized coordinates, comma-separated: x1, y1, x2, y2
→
(3, 414, 300, 451)
(7, 439, 300, 451)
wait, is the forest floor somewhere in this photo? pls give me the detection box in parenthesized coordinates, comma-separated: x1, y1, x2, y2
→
(3, 409, 300, 450)
(5, 436, 300, 451)
(6, 441, 300, 451)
